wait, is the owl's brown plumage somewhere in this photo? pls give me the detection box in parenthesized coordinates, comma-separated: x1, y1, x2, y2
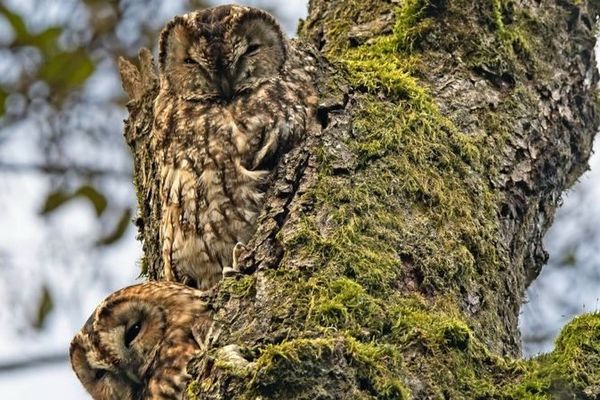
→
(69, 281, 210, 400)
(153, 5, 318, 289)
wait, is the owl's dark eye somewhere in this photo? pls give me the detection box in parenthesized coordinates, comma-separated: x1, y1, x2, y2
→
(184, 57, 198, 65)
(124, 322, 142, 347)
(244, 43, 261, 56)
(94, 369, 107, 380)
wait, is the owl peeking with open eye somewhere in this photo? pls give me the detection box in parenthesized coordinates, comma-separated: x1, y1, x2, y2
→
(70, 281, 211, 400)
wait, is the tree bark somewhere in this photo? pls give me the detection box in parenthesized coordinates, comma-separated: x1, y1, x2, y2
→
(120, 0, 600, 398)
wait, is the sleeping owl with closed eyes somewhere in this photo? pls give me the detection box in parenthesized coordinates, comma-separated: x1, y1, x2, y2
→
(152, 4, 318, 289)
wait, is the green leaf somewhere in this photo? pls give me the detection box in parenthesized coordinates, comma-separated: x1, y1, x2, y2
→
(28, 27, 62, 56)
(32, 286, 54, 331)
(40, 184, 107, 216)
(39, 49, 95, 90)
(40, 190, 72, 215)
(0, 5, 29, 42)
(0, 6, 63, 54)
(560, 250, 577, 267)
(0, 7, 93, 95)
(75, 185, 107, 217)
(96, 208, 132, 246)
(0, 88, 7, 116)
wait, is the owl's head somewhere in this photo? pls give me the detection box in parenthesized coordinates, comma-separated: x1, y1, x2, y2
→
(69, 282, 209, 400)
(158, 5, 287, 101)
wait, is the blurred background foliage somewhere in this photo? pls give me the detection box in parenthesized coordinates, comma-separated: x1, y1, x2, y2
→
(0, 0, 199, 339)
(0, 0, 596, 380)
(0, 1, 303, 381)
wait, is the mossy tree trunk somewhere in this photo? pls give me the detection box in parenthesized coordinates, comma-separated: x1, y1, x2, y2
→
(120, 0, 600, 398)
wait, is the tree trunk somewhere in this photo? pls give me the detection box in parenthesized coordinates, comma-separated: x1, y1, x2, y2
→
(119, 0, 600, 398)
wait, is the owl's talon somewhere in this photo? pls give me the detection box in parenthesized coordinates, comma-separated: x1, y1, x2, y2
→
(222, 266, 238, 277)
(222, 242, 248, 277)
(231, 242, 250, 272)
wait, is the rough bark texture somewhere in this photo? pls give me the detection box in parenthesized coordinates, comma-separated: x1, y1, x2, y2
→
(120, 0, 600, 398)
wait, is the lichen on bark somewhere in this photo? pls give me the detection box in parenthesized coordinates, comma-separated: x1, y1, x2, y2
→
(119, 0, 600, 398)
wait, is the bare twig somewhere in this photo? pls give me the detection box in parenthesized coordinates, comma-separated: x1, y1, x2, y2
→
(0, 162, 131, 179)
(0, 353, 68, 373)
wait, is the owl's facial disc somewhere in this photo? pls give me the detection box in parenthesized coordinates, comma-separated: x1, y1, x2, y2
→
(70, 332, 141, 400)
(159, 8, 286, 102)
(122, 305, 166, 380)
(94, 300, 166, 385)
(227, 15, 286, 96)
(187, 13, 285, 100)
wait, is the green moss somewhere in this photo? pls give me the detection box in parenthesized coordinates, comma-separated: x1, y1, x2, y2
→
(309, 278, 387, 334)
(270, 0, 512, 396)
(220, 275, 256, 298)
(506, 313, 600, 398)
(494, 1, 533, 56)
(290, 0, 503, 297)
(254, 338, 335, 370)
(345, 338, 410, 399)
(303, 0, 391, 57)
(464, 0, 538, 81)
(186, 381, 201, 400)
(394, 0, 436, 51)
(251, 337, 410, 399)
(139, 256, 149, 276)
(133, 168, 149, 277)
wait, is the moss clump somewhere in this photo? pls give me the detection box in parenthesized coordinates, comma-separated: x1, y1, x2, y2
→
(465, 0, 538, 82)
(506, 313, 600, 398)
(288, 0, 503, 304)
(215, 312, 600, 399)
(219, 275, 256, 298)
(186, 381, 202, 400)
(345, 338, 410, 399)
(394, 0, 437, 52)
(251, 337, 410, 399)
(309, 277, 388, 337)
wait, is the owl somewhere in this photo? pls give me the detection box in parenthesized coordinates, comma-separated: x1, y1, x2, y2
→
(69, 281, 211, 400)
(152, 5, 318, 289)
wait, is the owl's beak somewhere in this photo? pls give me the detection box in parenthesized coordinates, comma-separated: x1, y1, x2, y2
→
(124, 369, 142, 385)
(217, 72, 234, 100)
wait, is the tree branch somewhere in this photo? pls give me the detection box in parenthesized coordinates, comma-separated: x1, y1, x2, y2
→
(0, 162, 131, 179)
(0, 353, 67, 373)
